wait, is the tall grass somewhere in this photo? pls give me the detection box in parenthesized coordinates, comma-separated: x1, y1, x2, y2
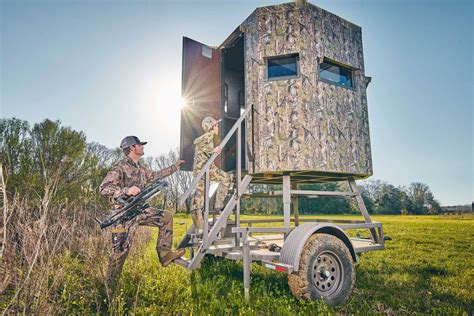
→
(1, 196, 106, 313)
(115, 214, 473, 314)
(1, 212, 472, 314)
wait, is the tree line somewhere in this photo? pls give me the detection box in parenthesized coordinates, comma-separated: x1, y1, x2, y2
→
(0, 118, 192, 215)
(1, 118, 442, 217)
(242, 180, 442, 216)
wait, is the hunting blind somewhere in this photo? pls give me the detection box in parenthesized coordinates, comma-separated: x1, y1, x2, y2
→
(177, 2, 383, 305)
(180, 1, 372, 183)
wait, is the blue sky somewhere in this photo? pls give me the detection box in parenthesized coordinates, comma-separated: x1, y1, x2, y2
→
(1, 0, 472, 205)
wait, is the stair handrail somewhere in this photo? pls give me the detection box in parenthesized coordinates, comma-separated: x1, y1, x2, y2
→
(179, 104, 253, 206)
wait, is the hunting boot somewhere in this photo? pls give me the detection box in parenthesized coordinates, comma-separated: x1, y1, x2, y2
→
(191, 208, 204, 236)
(160, 248, 186, 267)
(157, 210, 185, 267)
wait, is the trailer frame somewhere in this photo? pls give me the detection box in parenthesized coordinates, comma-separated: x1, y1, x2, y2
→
(175, 104, 384, 304)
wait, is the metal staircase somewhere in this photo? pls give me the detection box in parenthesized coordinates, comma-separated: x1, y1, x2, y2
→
(171, 104, 384, 303)
(174, 105, 254, 269)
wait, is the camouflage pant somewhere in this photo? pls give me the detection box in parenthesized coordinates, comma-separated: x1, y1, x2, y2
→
(192, 163, 233, 210)
(106, 208, 173, 290)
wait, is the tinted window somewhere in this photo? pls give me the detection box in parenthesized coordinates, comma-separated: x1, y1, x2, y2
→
(319, 59, 353, 88)
(267, 55, 298, 79)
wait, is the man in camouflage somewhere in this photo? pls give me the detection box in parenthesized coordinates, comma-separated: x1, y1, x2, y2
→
(191, 117, 233, 234)
(99, 136, 185, 291)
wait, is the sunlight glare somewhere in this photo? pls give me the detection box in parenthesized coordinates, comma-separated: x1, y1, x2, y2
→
(181, 97, 187, 109)
(155, 82, 181, 112)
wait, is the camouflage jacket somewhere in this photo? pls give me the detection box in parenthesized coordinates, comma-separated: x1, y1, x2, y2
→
(99, 156, 177, 202)
(192, 131, 215, 174)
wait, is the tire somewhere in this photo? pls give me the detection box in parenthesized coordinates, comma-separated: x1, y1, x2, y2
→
(288, 233, 355, 305)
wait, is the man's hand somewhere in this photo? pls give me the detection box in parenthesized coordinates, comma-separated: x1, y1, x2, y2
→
(126, 186, 141, 196)
(213, 146, 222, 155)
(174, 159, 185, 169)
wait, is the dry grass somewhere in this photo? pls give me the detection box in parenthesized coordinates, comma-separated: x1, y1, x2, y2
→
(1, 207, 472, 314)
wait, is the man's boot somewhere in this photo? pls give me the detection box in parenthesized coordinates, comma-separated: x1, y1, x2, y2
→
(159, 248, 186, 267)
(191, 209, 204, 236)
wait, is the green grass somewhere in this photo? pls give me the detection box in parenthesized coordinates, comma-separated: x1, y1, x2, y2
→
(117, 214, 473, 315)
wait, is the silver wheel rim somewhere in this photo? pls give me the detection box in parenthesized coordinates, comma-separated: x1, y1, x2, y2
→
(311, 251, 343, 297)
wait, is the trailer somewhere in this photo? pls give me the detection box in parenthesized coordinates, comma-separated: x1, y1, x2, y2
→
(175, 1, 384, 305)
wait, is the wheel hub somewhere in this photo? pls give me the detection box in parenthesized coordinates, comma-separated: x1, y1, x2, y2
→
(312, 251, 342, 295)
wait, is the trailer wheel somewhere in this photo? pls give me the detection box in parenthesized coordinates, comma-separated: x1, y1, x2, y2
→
(288, 233, 355, 305)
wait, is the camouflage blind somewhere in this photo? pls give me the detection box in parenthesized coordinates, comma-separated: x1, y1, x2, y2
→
(240, 2, 373, 183)
(180, 1, 373, 183)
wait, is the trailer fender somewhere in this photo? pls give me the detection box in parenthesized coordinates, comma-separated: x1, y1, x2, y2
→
(280, 223, 358, 272)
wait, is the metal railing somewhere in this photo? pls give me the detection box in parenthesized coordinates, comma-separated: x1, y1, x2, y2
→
(179, 104, 253, 244)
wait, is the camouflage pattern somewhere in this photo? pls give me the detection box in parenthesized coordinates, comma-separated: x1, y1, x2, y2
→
(202, 116, 220, 132)
(240, 2, 373, 179)
(99, 155, 178, 287)
(192, 131, 215, 173)
(107, 208, 174, 290)
(192, 131, 233, 211)
(99, 156, 177, 204)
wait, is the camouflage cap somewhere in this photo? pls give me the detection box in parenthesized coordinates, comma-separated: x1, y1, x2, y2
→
(120, 136, 147, 149)
(202, 117, 222, 131)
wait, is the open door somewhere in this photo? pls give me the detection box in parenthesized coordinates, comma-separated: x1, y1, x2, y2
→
(180, 37, 222, 171)
(221, 34, 245, 172)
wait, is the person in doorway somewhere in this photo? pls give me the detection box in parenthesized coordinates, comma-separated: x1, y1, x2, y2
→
(191, 117, 233, 235)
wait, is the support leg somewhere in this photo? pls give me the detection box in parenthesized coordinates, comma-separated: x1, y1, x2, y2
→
(292, 183, 299, 226)
(283, 175, 291, 228)
(348, 177, 378, 242)
(235, 202, 241, 247)
(242, 231, 250, 302)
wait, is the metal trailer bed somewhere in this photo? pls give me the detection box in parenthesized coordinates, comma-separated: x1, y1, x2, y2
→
(174, 106, 385, 305)
(201, 227, 383, 262)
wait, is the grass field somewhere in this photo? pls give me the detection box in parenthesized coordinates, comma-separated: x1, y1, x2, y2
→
(112, 214, 473, 314)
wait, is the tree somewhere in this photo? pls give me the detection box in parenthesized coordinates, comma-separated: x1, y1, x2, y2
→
(359, 180, 403, 214)
(400, 190, 414, 214)
(406, 182, 441, 214)
(420, 187, 441, 214)
(0, 118, 102, 212)
(85, 142, 122, 209)
(0, 118, 32, 197)
(377, 185, 402, 214)
(28, 119, 94, 211)
(360, 190, 375, 214)
(298, 182, 353, 215)
(146, 149, 192, 213)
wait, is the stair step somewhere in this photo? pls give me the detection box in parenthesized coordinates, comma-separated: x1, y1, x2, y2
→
(185, 238, 203, 246)
(173, 257, 190, 268)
